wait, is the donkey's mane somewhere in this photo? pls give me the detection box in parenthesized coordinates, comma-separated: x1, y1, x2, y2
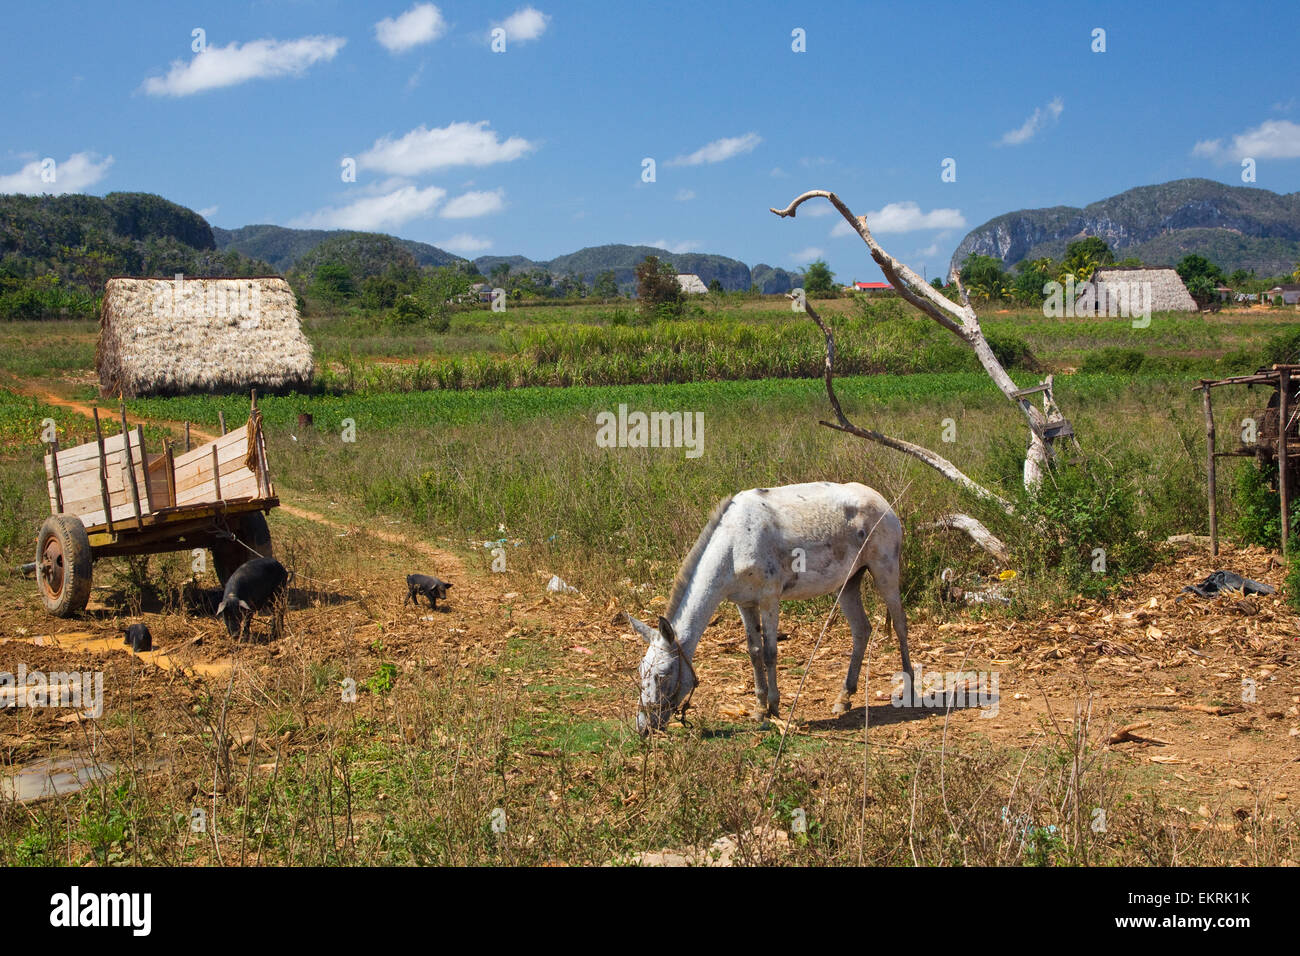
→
(667, 495, 734, 619)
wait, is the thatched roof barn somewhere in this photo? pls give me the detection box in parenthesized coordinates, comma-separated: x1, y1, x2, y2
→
(1091, 267, 1198, 312)
(675, 273, 709, 295)
(97, 277, 314, 397)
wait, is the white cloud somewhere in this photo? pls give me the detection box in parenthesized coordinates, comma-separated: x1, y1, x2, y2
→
(675, 188, 695, 201)
(197, 205, 219, 219)
(142, 35, 345, 96)
(668, 132, 761, 166)
(791, 246, 824, 265)
(642, 239, 703, 254)
(359, 121, 536, 176)
(493, 6, 551, 43)
(441, 188, 506, 218)
(437, 233, 493, 253)
(290, 184, 446, 230)
(998, 96, 1064, 146)
(375, 3, 447, 53)
(917, 242, 941, 257)
(831, 202, 965, 236)
(770, 167, 788, 178)
(0, 151, 113, 194)
(1193, 119, 1300, 162)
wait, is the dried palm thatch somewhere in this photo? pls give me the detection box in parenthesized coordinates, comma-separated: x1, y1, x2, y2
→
(1093, 267, 1198, 312)
(97, 276, 314, 397)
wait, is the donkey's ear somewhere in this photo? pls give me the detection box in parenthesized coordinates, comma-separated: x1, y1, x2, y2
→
(658, 616, 677, 644)
(626, 614, 658, 645)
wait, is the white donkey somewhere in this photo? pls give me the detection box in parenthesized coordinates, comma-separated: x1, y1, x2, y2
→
(628, 481, 911, 734)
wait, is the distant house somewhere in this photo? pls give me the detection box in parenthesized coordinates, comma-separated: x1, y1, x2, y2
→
(675, 273, 709, 295)
(1214, 285, 1234, 302)
(850, 281, 893, 293)
(1263, 284, 1300, 305)
(1084, 267, 1198, 313)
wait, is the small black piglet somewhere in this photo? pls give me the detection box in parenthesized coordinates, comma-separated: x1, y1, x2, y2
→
(216, 557, 289, 640)
(405, 573, 452, 610)
(122, 622, 152, 653)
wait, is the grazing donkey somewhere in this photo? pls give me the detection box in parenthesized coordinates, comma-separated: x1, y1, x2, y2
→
(628, 481, 910, 734)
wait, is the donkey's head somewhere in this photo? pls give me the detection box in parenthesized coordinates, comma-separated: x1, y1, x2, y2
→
(628, 614, 695, 734)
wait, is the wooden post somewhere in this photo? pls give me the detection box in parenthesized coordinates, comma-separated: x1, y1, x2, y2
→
(211, 445, 222, 501)
(48, 437, 64, 514)
(92, 409, 114, 534)
(218, 411, 226, 436)
(119, 401, 143, 529)
(164, 439, 177, 510)
(1280, 370, 1291, 556)
(1202, 384, 1217, 557)
(135, 424, 155, 513)
(185, 421, 191, 452)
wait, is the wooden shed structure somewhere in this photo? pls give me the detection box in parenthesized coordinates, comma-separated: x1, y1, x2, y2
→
(1198, 364, 1300, 555)
(97, 276, 314, 398)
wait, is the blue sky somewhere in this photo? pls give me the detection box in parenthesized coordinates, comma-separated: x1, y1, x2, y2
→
(2, 0, 1298, 281)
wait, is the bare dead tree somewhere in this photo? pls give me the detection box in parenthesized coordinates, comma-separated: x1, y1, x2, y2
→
(772, 189, 1078, 492)
(772, 189, 1083, 564)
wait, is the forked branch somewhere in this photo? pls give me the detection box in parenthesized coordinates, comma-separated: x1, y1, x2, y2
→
(773, 188, 1080, 488)
(803, 299, 1014, 516)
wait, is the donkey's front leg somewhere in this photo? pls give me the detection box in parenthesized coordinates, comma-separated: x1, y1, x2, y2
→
(759, 606, 781, 718)
(737, 605, 769, 719)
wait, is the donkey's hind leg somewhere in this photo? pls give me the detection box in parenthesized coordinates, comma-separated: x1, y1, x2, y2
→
(833, 568, 871, 715)
(737, 604, 770, 720)
(868, 549, 913, 693)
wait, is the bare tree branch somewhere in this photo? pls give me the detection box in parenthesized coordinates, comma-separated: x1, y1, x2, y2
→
(923, 514, 1013, 567)
(771, 189, 1078, 489)
(803, 298, 1015, 515)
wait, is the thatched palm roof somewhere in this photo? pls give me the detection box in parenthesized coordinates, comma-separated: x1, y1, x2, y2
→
(675, 273, 709, 295)
(97, 276, 314, 397)
(1092, 267, 1198, 312)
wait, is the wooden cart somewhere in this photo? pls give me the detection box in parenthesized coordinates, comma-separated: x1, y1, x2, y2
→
(36, 394, 277, 617)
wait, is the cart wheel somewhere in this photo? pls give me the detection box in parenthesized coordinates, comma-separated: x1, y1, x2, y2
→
(37, 515, 93, 617)
(213, 512, 274, 586)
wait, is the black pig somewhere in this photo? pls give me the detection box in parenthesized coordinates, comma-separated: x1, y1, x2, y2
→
(122, 622, 152, 653)
(404, 573, 452, 610)
(216, 557, 289, 640)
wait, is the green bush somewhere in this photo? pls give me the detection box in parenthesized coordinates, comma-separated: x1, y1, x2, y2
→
(1014, 459, 1157, 597)
(1081, 347, 1145, 374)
(984, 329, 1038, 371)
(1230, 460, 1295, 548)
(1261, 325, 1300, 366)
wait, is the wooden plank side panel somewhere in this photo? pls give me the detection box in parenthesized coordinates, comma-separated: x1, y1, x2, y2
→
(53, 430, 135, 473)
(146, 465, 171, 510)
(58, 450, 149, 515)
(173, 428, 249, 472)
(172, 438, 252, 491)
(174, 467, 259, 507)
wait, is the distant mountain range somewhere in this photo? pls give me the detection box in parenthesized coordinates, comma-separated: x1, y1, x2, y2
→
(212, 224, 464, 270)
(951, 178, 1300, 276)
(215, 229, 803, 294)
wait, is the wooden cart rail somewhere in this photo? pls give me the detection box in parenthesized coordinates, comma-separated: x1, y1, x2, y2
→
(43, 400, 274, 533)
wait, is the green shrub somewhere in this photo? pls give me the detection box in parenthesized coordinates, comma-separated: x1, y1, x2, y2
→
(1230, 460, 1296, 548)
(1081, 347, 1145, 374)
(1261, 325, 1300, 366)
(984, 329, 1038, 371)
(1014, 458, 1157, 597)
